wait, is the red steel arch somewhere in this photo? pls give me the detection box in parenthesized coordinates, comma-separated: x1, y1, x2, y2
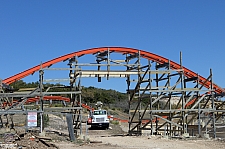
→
(2, 47, 224, 94)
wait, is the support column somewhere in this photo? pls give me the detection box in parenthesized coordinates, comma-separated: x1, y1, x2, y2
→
(210, 69, 216, 138)
(39, 64, 44, 133)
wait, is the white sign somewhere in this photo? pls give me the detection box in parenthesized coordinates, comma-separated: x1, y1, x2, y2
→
(27, 112, 37, 127)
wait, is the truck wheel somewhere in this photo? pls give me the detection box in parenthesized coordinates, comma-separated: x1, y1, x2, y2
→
(105, 124, 109, 130)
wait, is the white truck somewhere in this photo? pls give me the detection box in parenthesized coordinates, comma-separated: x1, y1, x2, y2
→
(87, 101, 109, 129)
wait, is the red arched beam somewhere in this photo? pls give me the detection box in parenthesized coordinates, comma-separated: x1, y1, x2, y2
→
(26, 96, 70, 103)
(3, 47, 224, 94)
(1, 96, 70, 107)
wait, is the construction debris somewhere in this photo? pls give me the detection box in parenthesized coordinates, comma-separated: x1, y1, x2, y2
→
(0, 131, 59, 149)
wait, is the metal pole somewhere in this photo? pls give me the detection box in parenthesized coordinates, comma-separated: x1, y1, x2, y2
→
(66, 114, 76, 141)
(180, 51, 186, 134)
(126, 53, 131, 135)
(79, 83, 82, 135)
(155, 62, 159, 135)
(148, 60, 153, 135)
(210, 69, 216, 138)
(168, 60, 172, 136)
(39, 63, 44, 133)
(197, 74, 201, 136)
(40, 112, 43, 133)
(107, 48, 110, 80)
(138, 51, 141, 135)
(198, 102, 201, 136)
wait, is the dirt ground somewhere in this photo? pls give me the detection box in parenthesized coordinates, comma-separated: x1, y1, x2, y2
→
(55, 122, 225, 149)
(81, 135, 225, 149)
(2, 114, 225, 149)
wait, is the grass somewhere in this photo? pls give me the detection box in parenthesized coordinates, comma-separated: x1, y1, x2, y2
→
(110, 120, 119, 125)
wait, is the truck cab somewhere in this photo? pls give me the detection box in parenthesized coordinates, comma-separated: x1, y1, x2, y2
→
(87, 101, 110, 129)
(88, 109, 109, 129)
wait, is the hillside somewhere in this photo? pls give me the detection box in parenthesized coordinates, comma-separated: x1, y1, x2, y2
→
(9, 80, 128, 110)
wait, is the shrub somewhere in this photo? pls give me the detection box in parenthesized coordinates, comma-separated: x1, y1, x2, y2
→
(37, 114, 49, 128)
(110, 120, 119, 125)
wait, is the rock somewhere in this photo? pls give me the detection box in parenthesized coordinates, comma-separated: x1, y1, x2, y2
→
(182, 133, 190, 138)
(203, 133, 210, 139)
(39, 131, 46, 137)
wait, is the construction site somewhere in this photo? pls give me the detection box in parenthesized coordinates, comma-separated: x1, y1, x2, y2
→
(1, 47, 225, 149)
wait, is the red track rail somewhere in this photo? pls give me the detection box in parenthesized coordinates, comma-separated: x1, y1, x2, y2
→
(26, 96, 70, 103)
(3, 47, 224, 94)
(2, 96, 70, 107)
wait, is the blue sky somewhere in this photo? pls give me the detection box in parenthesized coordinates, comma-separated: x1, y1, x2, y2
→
(1, 1, 225, 92)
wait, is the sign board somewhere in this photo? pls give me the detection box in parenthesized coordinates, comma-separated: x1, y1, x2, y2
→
(27, 112, 37, 127)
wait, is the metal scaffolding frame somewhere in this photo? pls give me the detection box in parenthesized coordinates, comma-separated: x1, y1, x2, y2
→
(0, 67, 82, 137)
(66, 49, 224, 137)
(125, 51, 223, 138)
(1, 48, 225, 138)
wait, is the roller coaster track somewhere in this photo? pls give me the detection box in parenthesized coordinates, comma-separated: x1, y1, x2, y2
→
(2, 47, 225, 133)
(3, 47, 224, 95)
(1, 96, 70, 108)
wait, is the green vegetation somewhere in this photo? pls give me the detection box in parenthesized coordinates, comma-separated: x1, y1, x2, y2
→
(37, 114, 49, 128)
(110, 120, 119, 125)
(82, 86, 127, 105)
(10, 80, 181, 112)
(10, 80, 128, 107)
(10, 80, 39, 89)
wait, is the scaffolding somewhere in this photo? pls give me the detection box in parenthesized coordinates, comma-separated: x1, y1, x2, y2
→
(0, 67, 82, 140)
(1, 48, 225, 139)
(126, 52, 217, 137)
(66, 49, 225, 137)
